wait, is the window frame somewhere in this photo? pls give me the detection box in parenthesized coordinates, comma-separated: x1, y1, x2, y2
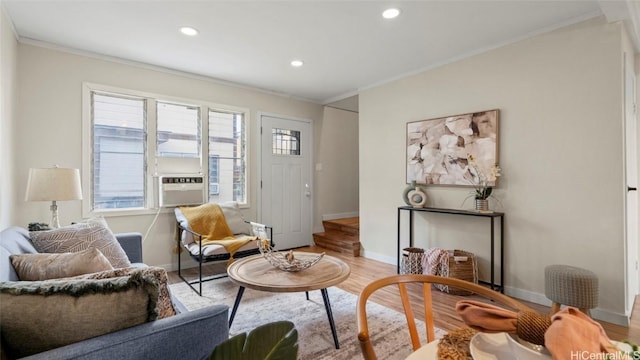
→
(82, 82, 251, 217)
(208, 108, 248, 204)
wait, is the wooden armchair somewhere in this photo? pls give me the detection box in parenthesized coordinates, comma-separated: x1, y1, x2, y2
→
(356, 274, 533, 360)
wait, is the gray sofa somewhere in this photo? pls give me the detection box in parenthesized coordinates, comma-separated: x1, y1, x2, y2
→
(0, 226, 229, 360)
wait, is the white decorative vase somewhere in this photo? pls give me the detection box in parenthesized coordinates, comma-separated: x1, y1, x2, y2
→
(408, 188, 428, 208)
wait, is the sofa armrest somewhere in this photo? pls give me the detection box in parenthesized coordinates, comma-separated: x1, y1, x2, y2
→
(115, 232, 143, 264)
(22, 305, 229, 360)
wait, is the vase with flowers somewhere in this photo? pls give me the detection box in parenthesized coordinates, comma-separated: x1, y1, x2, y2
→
(465, 154, 501, 212)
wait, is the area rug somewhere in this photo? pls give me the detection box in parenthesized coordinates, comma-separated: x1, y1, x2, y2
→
(169, 278, 446, 360)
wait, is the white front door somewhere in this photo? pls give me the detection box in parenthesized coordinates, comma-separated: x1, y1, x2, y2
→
(624, 56, 639, 315)
(260, 115, 312, 250)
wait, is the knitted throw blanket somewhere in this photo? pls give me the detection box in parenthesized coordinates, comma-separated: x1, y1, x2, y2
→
(422, 248, 452, 292)
(422, 248, 450, 276)
(179, 203, 253, 264)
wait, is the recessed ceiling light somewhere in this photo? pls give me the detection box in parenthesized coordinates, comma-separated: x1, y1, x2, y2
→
(382, 8, 400, 19)
(290, 60, 304, 67)
(180, 27, 199, 36)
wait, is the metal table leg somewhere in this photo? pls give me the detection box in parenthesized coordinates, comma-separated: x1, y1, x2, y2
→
(320, 288, 340, 349)
(228, 286, 245, 327)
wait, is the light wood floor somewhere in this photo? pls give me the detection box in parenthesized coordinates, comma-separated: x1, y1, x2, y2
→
(168, 246, 640, 344)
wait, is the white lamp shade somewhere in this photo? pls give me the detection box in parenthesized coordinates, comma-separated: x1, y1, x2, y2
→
(25, 167, 83, 201)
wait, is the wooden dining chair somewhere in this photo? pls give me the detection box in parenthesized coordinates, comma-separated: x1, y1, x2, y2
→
(356, 274, 534, 360)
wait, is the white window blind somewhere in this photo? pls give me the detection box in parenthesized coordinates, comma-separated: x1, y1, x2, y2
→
(157, 102, 200, 158)
(92, 93, 146, 210)
(209, 110, 246, 203)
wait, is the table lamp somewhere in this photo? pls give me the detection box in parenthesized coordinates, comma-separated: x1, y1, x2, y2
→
(25, 166, 83, 228)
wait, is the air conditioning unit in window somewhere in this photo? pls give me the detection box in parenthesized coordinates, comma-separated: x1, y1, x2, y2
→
(158, 175, 206, 207)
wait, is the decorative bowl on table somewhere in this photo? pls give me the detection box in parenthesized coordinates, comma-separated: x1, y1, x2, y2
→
(257, 239, 324, 272)
(506, 333, 551, 360)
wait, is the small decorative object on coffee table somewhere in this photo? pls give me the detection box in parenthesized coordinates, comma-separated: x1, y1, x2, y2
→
(227, 252, 350, 349)
(258, 239, 324, 272)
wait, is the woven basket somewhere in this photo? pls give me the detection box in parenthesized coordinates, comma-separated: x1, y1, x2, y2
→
(400, 247, 425, 275)
(435, 250, 478, 295)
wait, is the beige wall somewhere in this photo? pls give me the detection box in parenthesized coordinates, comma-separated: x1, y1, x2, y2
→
(12, 42, 328, 268)
(314, 106, 359, 230)
(360, 17, 629, 324)
(0, 6, 17, 228)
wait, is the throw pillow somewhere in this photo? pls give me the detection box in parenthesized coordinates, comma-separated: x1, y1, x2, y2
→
(68, 266, 176, 319)
(10, 247, 113, 281)
(219, 201, 252, 235)
(29, 217, 131, 268)
(0, 273, 159, 358)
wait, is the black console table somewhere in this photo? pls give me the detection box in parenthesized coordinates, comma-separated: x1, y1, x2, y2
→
(397, 206, 505, 292)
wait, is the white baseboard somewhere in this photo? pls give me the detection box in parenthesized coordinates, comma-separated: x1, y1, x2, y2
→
(157, 263, 175, 272)
(361, 250, 630, 327)
(321, 211, 359, 221)
(505, 285, 630, 326)
(362, 249, 396, 265)
(157, 255, 200, 272)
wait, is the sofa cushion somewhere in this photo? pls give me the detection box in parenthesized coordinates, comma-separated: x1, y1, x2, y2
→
(0, 226, 39, 281)
(10, 247, 114, 281)
(0, 272, 159, 358)
(69, 266, 176, 319)
(29, 217, 131, 268)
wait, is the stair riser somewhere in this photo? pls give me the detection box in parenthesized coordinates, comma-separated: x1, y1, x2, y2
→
(313, 235, 361, 257)
(314, 217, 360, 257)
(313, 235, 358, 248)
(322, 222, 359, 235)
(315, 242, 360, 257)
(314, 232, 359, 243)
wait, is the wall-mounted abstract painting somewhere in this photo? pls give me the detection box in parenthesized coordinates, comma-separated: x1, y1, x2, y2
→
(406, 109, 499, 186)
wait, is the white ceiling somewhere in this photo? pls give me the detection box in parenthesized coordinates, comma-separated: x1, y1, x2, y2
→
(2, 1, 639, 107)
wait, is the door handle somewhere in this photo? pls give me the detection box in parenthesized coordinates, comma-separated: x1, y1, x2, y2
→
(305, 183, 311, 197)
(629, 186, 637, 192)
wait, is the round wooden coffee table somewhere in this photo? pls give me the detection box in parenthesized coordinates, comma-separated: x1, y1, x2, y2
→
(227, 252, 350, 349)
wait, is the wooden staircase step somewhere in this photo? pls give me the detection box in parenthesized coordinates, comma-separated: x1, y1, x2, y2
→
(314, 216, 360, 257)
(315, 230, 359, 243)
(322, 217, 359, 235)
(313, 231, 361, 257)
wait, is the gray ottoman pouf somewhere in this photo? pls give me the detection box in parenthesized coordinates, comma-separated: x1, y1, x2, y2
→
(544, 264, 598, 316)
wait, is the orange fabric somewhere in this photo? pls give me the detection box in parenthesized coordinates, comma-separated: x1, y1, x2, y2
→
(180, 203, 234, 241)
(545, 307, 618, 360)
(457, 301, 625, 359)
(455, 300, 517, 333)
(181, 203, 258, 266)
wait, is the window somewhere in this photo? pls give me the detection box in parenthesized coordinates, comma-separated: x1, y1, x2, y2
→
(272, 128, 300, 155)
(91, 93, 146, 210)
(157, 102, 200, 158)
(85, 84, 249, 213)
(209, 110, 246, 203)
(209, 155, 220, 195)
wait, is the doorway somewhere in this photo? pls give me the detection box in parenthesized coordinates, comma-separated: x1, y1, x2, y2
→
(260, 114, 313, 250)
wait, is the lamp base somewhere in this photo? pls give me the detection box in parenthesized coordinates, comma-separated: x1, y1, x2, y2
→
(50, 201, 60, 228)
